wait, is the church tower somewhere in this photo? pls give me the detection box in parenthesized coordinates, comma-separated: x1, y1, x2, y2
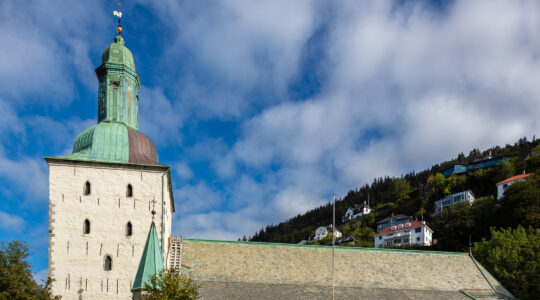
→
(45, 13, 174, 299)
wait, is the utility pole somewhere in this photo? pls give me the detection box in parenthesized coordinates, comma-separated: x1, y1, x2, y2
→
(332, 193, 336, 300)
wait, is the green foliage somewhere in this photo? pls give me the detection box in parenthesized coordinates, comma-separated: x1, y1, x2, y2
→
(497, 176, 540, 229)
(391, 178, 411, 203)
(143, 269, 200, 300)
(414, 207, 426, 220)
(526, 152, 540, 174)
(352, 240, 374, 247)
(316, 233, 334, 245)
(431, 202, 474, 251)
(470, 196, 497, 239)
(0, 241, 60, 300)
(474, 226, 540, 300)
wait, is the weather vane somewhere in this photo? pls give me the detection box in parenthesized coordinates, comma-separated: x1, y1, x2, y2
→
(113, 3, 123, 35)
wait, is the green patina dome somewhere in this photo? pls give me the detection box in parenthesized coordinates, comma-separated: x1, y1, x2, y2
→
(59, 34, 159, 165)
(66, 122, 159, 165)
(101, 35, 136, 71)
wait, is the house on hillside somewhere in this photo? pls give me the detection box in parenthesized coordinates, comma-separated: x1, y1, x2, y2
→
(310, 224, 342, 241)
(342, 201, 371, 223)
(376, 214, 412, 232)
(434, 190, 475, 215)
(442, 155, 507, 177)
(374, 220, 433, 248)
(496, 173, 534, 199)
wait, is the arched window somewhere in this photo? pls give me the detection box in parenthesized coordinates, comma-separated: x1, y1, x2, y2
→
(104, 255, 112, 271)
(126, 184, 133, 197)
(83, 219, 90, 234)
(84, 181, 91, 195)
(126, 222, 133, 236)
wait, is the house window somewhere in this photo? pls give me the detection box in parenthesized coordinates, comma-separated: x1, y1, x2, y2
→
(403, 238, 409, 243)
(416, 237, 420, 242)
(503, 184, 508, 190)
(104, 255, 112, 271)
(83, 219, 90, 234)
(415, 227, 421, 233)
(126, 184, 133, 197)
(126, 222, 133, 236)
(84, 181, 91, 195)
(378, 236, 382, 240)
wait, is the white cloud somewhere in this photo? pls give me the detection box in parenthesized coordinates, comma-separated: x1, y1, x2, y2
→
(0, 211, 24, 233)
(168, 0, 540, 240)
(174, 162, 194, 180)
(175, 182, 223, 214)
(139, 87, 184, 147)
(0, 0, 108, 105)
(3, 0, 538, 243)
(0, 152, 48, 202)
(137, 0, 317, 120)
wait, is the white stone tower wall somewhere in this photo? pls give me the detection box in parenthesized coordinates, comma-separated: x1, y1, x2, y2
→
(48, 160, 173, 299)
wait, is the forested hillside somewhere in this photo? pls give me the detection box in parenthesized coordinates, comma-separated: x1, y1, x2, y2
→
(249, 137, 540, 248)
(248, 137, 540, 299)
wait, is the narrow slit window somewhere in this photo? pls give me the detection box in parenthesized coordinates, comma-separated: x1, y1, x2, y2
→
(84, 181, 91, 195)
(83, 219, 90, 234)
(104, 255, 112, 271)
(126, 184, 133, 197)
(126, 222, 133, 236)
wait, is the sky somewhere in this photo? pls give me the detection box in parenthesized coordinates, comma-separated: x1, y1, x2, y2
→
(1, 0, 540, 280)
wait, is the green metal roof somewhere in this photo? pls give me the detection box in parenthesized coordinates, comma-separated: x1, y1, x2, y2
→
(102, 35, 136, 71)
(67, 122, 129, 163)
(132, 222, 165, 291)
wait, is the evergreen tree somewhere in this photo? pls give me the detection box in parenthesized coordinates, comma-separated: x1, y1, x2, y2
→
(0, 241, 60, 300)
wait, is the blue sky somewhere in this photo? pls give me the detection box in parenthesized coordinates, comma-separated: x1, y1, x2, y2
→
(1, 0, 539, 279)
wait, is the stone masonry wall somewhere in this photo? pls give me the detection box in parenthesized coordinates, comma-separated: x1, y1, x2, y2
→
(181, 240, 508, 296)
(48, 161, 173, 300)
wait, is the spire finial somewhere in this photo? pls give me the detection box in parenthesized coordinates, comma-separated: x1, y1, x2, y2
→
(114, 3, 123, 35)
(151, 199, 157, 222)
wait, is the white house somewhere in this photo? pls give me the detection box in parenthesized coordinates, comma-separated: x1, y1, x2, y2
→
(496, 173, 533, 199)
(342, 201, 371, 223)
(311, 225, 342, 241)
(374, 220, 433, 248)
(434, 190, 475, 215)
(376, 214, 412, 232)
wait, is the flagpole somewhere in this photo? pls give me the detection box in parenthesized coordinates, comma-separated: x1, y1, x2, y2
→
(332, 193, 336, 300)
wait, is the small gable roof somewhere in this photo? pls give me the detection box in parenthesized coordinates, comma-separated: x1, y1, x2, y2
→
(132, 222, 165, 291)
(496, 173, 533, 185)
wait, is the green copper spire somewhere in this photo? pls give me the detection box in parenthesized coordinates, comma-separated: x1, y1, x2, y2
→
(61, 33, 161, 165)
(132, 221, 165, 291)
(97, 35, 140, 129)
